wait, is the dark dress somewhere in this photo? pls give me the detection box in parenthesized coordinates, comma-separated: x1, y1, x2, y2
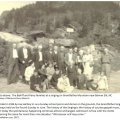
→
(51, 73, 61, 88)
(30, 74, 40, 91)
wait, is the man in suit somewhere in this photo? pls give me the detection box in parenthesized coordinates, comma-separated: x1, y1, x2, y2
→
(34, 44, 44, 71)
(18, 42, 33, 80)
(7, 43, 19, 84)
(77, 49, 84, 73)
(65, 48, 76, 66)
(53, 46, 59, 67)
(44, 46, 54, 64)
(73, 47, 78, 64)
(58, 46, 66, 73)
(67, 63, 78, 87)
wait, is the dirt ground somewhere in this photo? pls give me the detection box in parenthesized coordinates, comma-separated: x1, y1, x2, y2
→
(0, 71, 120, 93)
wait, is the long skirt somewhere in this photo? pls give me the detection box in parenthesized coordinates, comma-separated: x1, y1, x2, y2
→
(84, 62, 93, 78)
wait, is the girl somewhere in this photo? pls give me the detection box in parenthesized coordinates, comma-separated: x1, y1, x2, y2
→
(97, 72, 108, 90)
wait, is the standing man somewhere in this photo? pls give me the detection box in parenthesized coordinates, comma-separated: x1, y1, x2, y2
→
(101, 48, 111, 80)
(18, 42, 32, 80)
(67, 63, 78, 87)
(7, 43, 19, 84)
(65, 48, 76, 66)
(34, 44, 44, 71)
(73, 47, 78, 64)
(53, 46, 59, 67)
(77, 49, 84, 73)
(58, 46, 66, 73)
(44, 47, 54, 64)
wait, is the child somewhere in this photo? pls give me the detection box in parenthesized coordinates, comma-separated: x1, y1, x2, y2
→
(24, 63, 35, 84)
(57, 73, 74, 93)
(97, 72, 108, 90)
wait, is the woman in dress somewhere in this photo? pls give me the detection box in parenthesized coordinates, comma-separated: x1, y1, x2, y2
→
(57, 73, 74, 93)
(24, 63, 35, 84)
(83, 49, 94, 79)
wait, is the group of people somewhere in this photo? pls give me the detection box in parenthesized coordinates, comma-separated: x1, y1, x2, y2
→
(7, 40, 112, 92)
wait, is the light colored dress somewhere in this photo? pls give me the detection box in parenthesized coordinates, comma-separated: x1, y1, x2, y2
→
(83, 54, 94, 78)
(97, 75, 108, 90)
(25, 66, 35, 81)
(57, 77, 74, 92)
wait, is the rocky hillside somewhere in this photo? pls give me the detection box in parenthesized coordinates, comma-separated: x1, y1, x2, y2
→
(0, 2, 120, 50)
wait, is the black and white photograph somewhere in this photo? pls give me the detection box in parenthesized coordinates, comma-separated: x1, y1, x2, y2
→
(0, 1, 120, 93)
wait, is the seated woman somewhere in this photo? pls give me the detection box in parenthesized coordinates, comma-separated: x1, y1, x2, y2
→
(57, 73, 74, 93)
(30, 70, 39, 91)
(24, 63, 35, 84)
(97, 72, 108, 91)
(77, 68, 87, 89)
(46, 62, 55, 88)
(38, 64, 47, 92)
(51, 67, 61, 88)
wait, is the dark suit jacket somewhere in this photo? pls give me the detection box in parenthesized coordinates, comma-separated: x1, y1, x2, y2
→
(33, 50, 45, 70)
(33, 50, 45, 63)
(44, 50, 54, 63)
(65, 53, 76, 66)
(18, 47, 32, 63)
(58, 51, 65, 63)
(53, 51, 59, 64)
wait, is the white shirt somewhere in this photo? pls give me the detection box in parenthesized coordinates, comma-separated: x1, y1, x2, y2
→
(68, 53, 73, 63)
(23, 48, 28, 59)
(57, 77, 70, 87)
(54, 51, 58, 54)
(25, 66, 35, 81)
(13, 48, 18, 58)
(39, 51, 43, 61)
